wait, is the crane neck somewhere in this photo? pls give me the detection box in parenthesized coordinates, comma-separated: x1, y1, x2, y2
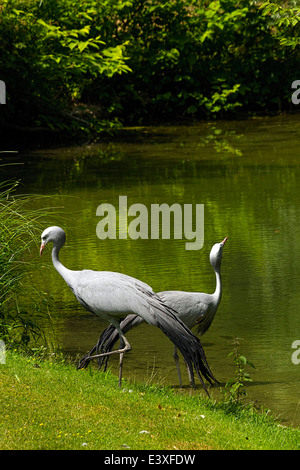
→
(51, 244, 72, 285)
(213, 265, 222, 306)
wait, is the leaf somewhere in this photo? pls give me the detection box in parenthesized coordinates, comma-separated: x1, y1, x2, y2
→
(187, 105, 198, 114)
(78, 26, 91, 37)
(231, 382, 242, 392)
(243, 374, 253, 382)
(68, 41, 78, 51)
(78, 41, 89, 52)
(239, 355, 247, 365)
(246, 360, 256, 369)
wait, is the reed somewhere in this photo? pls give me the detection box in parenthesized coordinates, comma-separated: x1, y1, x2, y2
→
(0, 178, 56, 350)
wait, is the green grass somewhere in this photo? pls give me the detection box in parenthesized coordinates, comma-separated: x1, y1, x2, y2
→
(1, 351, 299, 450)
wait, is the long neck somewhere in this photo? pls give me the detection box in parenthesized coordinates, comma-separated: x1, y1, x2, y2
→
(213, 264, 222, 306)
(52, 245, 73, 286)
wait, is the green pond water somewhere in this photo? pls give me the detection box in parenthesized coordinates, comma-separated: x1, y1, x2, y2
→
(3, 115, 300, 427)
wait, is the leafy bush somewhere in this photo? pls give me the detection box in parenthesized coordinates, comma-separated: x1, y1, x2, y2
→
(260, 1, 300, 49)
(0, 0, 131, 136)
(92, 0, 300, 121)
(0, 0, 299, 139)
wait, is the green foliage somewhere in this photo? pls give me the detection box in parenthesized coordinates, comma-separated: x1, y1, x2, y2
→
(95, 0, 299, 122)
(0, 0, 131, 136)
(0, 0, 299, 139)
(260, 1, 300, 48)
(224, 337, 256, 406)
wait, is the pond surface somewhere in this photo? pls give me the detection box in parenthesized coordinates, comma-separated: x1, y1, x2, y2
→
(3, 115, 300, 427)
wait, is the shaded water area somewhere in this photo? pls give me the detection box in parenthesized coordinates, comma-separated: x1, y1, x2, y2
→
(3, 115, 300, 427)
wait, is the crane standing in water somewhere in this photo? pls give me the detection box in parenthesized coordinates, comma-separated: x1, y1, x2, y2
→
(79, 237, 227, 387)
(40, 226, 217, 393)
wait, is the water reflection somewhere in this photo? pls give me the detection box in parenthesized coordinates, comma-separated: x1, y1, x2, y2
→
(3, 115, 300, 426)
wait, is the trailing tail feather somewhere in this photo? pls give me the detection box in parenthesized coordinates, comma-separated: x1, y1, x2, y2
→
(135, 284, 218, 390)
(78, 287, 217, 394)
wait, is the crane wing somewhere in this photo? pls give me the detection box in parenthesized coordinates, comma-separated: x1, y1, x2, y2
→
(70, 269, 217, 392)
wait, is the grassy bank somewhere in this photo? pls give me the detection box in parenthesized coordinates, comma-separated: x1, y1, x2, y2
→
(1, 351, 299, 450)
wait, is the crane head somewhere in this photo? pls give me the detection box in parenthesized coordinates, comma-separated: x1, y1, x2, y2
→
(209, 236, 228, 268)
(221, 236, 228, 246)
(40, 226, 66, 256)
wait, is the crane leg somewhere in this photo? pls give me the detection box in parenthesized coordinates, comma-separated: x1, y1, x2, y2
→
(82, 335, 132, 387)
(77, 345, 97, 369)
(184, 360, 195, 388)
(173, 346, 196, 389)
(77, 337, 111, 370)
(118, 351, 125, 388)
(173, 346, 183, 388)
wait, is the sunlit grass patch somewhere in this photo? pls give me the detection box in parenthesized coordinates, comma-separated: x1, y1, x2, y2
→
(1, 350, 299, 450)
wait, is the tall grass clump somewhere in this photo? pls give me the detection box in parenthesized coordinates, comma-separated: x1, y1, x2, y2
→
(0, 177, 54, 351)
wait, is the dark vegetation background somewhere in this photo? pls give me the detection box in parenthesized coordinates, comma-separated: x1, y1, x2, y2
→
(0, 0, 299, 143)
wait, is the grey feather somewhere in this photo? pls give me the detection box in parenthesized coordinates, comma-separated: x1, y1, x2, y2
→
(81, 237, 227, 388)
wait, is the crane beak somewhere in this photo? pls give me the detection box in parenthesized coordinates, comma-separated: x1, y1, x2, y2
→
(221, 236, 228, 246)
(40, 242, 45, 256)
